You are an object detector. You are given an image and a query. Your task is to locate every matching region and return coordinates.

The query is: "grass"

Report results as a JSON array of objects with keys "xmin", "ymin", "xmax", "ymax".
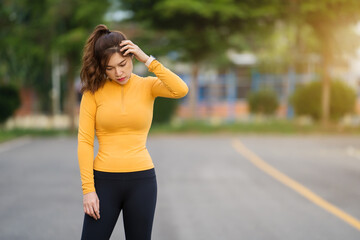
[
  {"xmin": 1, "ymin": 119, "xmax": 359, "ymax": 143},
  {"xmin": 0, "ymin": 128, "xmax": 76, "ymax": 143},
  {"xmin": 149, "ymin": 119, "xmax": 360, "ymax": 135}
]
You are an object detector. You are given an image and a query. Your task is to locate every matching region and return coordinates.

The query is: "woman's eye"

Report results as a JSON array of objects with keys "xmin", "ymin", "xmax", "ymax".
[{"xmin": 106, "ymin": 64, "xmax": 125, "ymax": 70}]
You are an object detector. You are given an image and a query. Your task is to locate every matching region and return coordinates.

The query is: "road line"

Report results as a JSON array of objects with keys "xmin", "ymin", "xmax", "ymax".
[
  {"xmin": 232, "ymin": 138, "xmax": 360, "ymax": 232},
  {"xmin": 0, "ymin": 136, "xmax": 33, "ymax": 154}
]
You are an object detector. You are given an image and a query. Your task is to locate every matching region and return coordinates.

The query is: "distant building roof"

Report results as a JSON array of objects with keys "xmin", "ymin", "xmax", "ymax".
[{"xmin": 227, "ymin": 49, "xmax": 257, "ymax": 65}]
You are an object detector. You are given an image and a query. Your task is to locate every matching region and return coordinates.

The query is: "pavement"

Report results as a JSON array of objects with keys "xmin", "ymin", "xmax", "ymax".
[{"xmin": 0, "ymin": 134, "xmax": 359, "ymax": 240}]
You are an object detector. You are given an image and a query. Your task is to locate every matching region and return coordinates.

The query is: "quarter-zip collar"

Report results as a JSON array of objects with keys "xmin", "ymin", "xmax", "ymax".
[{"xmin": 107, "ymin": 73, "xmax": 135, "ymax": 114}]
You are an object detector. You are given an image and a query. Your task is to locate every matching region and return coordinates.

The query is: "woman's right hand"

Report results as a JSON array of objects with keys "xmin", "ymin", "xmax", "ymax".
[{"xmin": 83, "ymin": 191, "xmax": 100, "ymax": 220}]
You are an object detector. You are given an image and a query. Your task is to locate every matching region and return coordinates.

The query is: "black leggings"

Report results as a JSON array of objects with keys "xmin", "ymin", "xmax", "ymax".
[{"xmin": 81, "ymin": 168, "xmax": 157, "ymax": 240}]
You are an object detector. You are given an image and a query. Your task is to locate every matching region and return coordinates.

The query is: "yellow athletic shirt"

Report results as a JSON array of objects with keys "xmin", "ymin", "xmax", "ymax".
[{"xmin": 77, "ymin": 59, "xmax": 189, "ymax": 195}]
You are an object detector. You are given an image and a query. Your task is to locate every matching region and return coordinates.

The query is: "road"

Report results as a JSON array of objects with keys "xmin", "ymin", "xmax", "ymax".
[{"xmin": 0, "ymin": 134, "xmax": 359, "ymax": 240}]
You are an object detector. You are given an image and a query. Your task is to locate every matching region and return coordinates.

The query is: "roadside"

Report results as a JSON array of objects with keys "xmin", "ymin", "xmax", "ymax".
[{"xmin": 1, "ymin": 119, "xmax": 360, "ymax": 144}]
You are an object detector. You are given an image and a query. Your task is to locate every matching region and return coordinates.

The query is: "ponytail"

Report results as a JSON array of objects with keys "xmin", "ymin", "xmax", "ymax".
[{"xmin": 80, "ymin": 24, "xmax": 129, "ymax": 94}]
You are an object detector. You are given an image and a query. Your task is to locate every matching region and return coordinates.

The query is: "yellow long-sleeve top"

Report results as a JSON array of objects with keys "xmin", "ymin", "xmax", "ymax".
[{"xmin": 77, "ymin": 59, "xmax": 189, "ymax": 195}]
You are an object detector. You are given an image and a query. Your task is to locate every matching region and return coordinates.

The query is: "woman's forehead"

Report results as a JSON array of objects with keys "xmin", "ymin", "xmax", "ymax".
[{"xmin": 107, "ymin": 53, "xmax": 127, "ymax": 66}]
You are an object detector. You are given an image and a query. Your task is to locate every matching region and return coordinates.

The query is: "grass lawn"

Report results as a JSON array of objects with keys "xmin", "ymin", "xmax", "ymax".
[
  {"xmin": 1, "ymin": 119, "xmax": 359, "ymax": 143},
  {"xmin": 0, "ymin": 128, "xmax": 75, "ymax": 143},
  {"xmin": 149, "ymin": 119, "xmax": 360, "ymax": 135}
]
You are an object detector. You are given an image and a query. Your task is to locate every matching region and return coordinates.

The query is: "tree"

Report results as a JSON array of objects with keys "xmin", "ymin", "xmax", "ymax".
[
  {"xmin": 290, "ymin": 79, "xmax": 356, "ymax": 121},
  {"xmin": 0, "ymin": 0, "xmax": 111, "ymax": 131},
  {"xmin": 280, "ymin": 0, "xmax": 360, "ymax": 126},
  {"xmin": 119, "ymin": 0, "xmax": 281, "ymax": 119},
  {"xmin": 0, "ymin": 85, "xmax": 21, "ymax": 126},
  {"xmin": 49, "ymin": 0, "xmax": 111, "ymax": 132},
  {"xmin": 0, "ymin": 0, "xmax": 53, "ymax": 112}
]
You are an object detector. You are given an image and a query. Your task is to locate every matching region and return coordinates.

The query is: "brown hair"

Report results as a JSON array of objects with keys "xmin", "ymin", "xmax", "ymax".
[{"xmin": 79, "ymin": 24, "xmax": 133, "ymax": 94}]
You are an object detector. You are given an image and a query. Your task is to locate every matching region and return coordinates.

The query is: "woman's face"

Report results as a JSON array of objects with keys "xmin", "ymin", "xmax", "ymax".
[{"xmin": 105, "ymin": 52, "xmax": 133, "ymax": 85}]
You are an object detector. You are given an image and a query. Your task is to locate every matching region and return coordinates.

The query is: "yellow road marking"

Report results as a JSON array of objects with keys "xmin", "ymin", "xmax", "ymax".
[{"xmin": 232, "ymin": 138, "xmax": 360, "ymax": 231}]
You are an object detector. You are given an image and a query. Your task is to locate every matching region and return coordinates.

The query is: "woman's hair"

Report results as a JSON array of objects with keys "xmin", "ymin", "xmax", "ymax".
[{"xmin": 80, "ymin": 24, "xmax": 133, "ymax": 94}]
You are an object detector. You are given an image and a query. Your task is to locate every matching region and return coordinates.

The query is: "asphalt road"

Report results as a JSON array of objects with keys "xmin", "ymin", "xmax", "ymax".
[{"xmin": 0, "ymin": 134, "xmax": 359, "ymax": 240}]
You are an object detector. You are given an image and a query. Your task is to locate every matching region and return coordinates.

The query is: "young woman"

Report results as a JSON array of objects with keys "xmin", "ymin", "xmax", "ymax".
[{"xmin": 78, "ymin": 24, "xmax": 189, "ymax": 240}]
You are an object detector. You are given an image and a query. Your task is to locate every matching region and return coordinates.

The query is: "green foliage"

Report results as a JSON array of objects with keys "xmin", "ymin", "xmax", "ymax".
[
  {"xmin": 290, "ymin": 80, "xmax": 356, "ymax": 121},
  {"xmin": 152, "ymin": 97, "xmax": 179, "ymax": 124},
  {"xmin": 247, "ymin": 89, "xmax": 279, "ymax": 115},
  {"xmin": 120, "ymin": 0, "xmax": 281, "ymax": 63},
  {"xmin": 0, "ymin": 85, "xmax": 21, "ymax": 124},
  {"xmin": 0, "ymin": 0, "xmax": 110, "ymax": 113},
  {"xmin": 2, "ymin": 0, "xmax": 360, "ymax": 119}
]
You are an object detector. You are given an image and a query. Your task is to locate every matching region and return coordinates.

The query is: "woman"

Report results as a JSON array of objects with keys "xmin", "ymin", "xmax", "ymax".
[{"xmin": 78, "ymin": 24, "xmax": 189, "ymax": 240}]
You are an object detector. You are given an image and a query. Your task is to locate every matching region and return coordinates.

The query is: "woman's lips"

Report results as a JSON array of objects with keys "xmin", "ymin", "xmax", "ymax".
[{"xmin": 117, "ymin": 77, "xmax": 126, "ymax": 81}]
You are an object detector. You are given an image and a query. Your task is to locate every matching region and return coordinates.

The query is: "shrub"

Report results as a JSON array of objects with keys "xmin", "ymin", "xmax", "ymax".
[
  {"xmin": 152, "ymin": 97, "xmax": 179, "ymax": 124},
  {"xmin": 290, "ymin": 79, "xmax": 356, "ymax": 121},
  {"xmin": 0, "ymin": 85, "xmax": 21, "ymax": 124},
  {"xmin": 247, "ymin": 89, "xmax": 279, "ymax": 115}
]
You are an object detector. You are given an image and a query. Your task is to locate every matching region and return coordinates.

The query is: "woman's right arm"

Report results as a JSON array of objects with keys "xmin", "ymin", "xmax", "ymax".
[{"xmin": 78, "ymin": 91, "xmax": 100, "ymax": 220}]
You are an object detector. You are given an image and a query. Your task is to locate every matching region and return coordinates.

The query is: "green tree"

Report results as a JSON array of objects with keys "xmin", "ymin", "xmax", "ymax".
[
  {"xmin": 49, "ymin": 0, "xmax": 110, "ymax": 131},
  {"xmin": 119, "ymin": 0, "xmax": 281, "ymax": 119},
  {"xmin": 0, "ymin": 0, "xmax": 53, "ymax": 112},
  {"xmin": 0, "ymin": 85, "xmax": 21, "ymax": 126},
  {"xmin": 0, "ymin": 0, "xmax": 111, "ymax": 131},
  {"xmin": 279, "ymin": 0, "xmax": 360, "ymax": 126}
]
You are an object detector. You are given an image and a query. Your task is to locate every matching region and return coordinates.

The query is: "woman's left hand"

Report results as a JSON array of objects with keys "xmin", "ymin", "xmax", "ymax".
[{"xmin": 119, "ymin": 40, "xmax": 150, "ymax": 63}]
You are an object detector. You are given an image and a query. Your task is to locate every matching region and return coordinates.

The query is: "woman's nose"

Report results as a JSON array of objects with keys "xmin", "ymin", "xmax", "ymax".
[{"xmin": 115, "ymin": 67, "xmax": 122, "ymax": 76}]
